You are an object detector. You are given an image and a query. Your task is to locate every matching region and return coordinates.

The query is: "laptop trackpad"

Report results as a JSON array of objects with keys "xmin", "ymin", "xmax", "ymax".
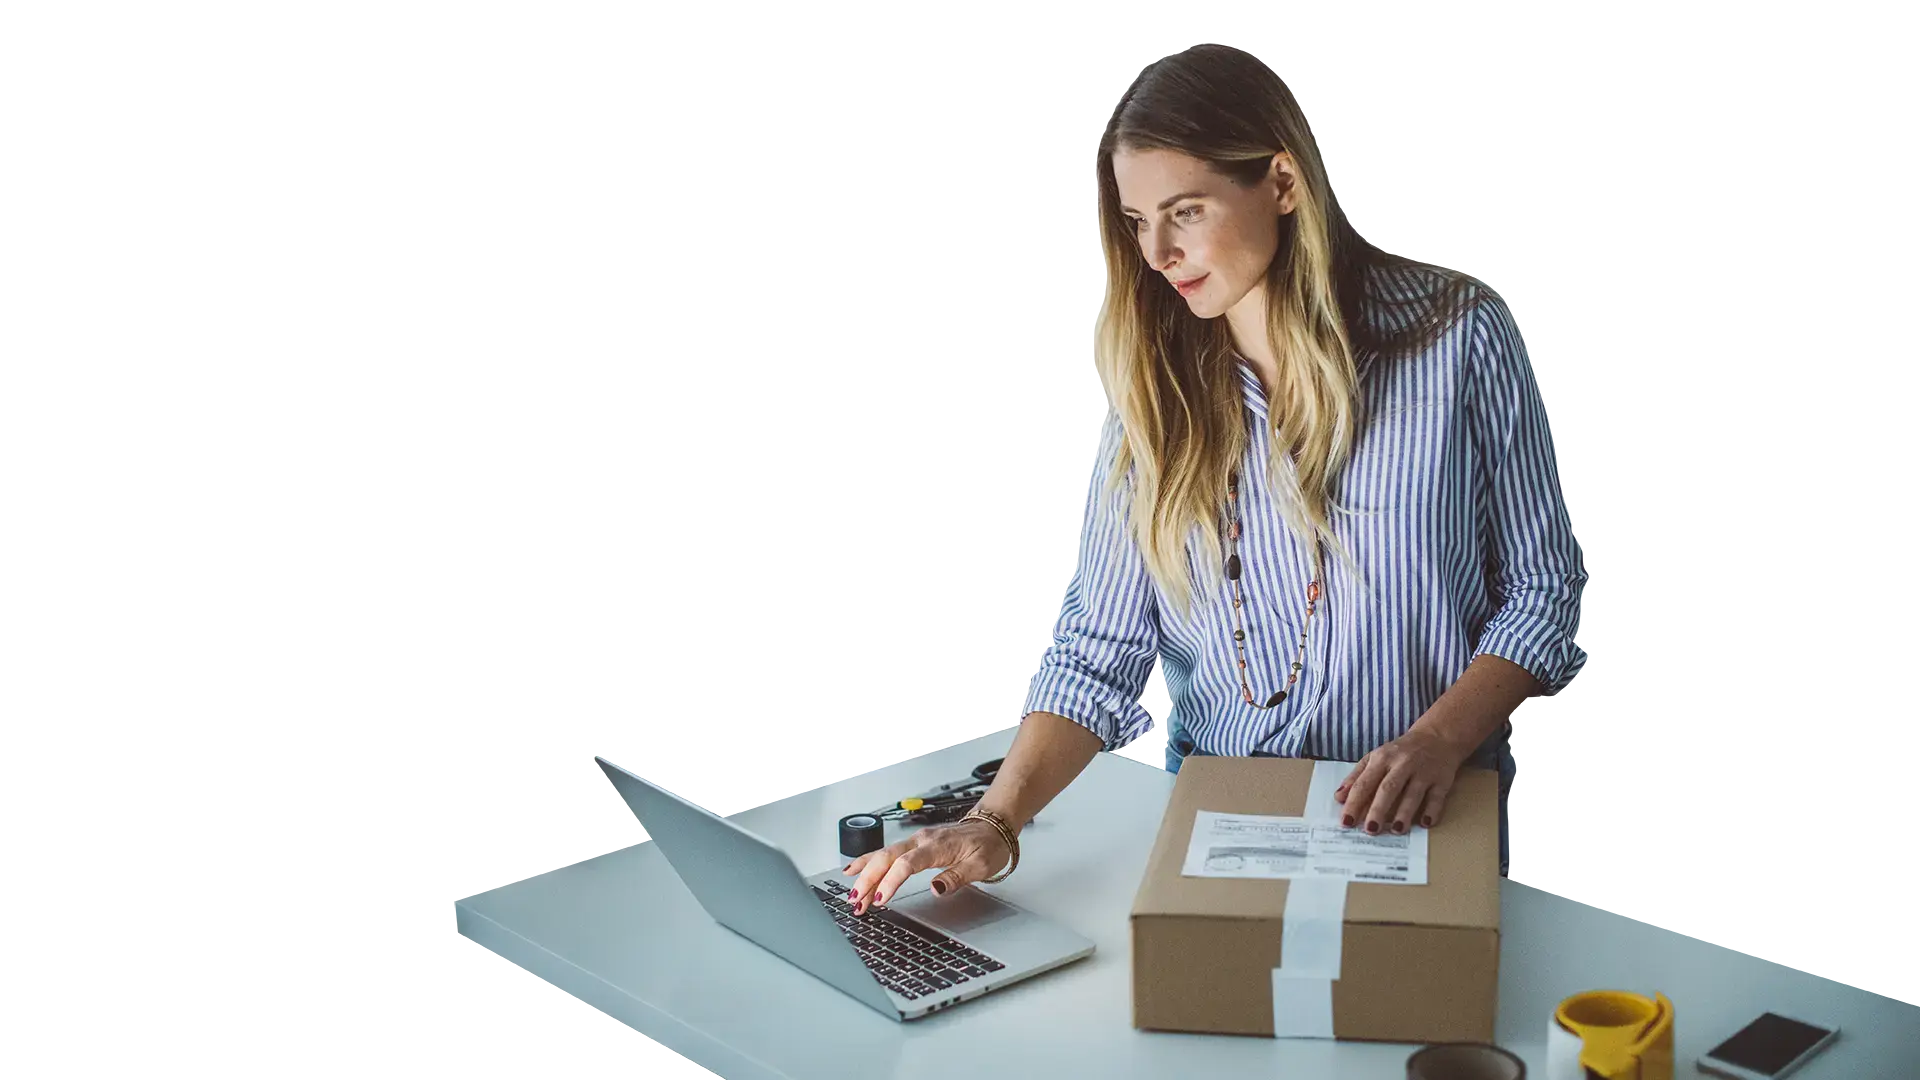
[{"xmin": 893, "ymin": 887, "xmax": 1018, "ymax": 935}]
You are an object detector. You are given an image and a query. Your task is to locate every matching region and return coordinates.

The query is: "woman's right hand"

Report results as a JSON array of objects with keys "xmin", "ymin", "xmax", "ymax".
[{"xmin": 843, "ymin": 816, "xmax": 1012, "ymax": 915}]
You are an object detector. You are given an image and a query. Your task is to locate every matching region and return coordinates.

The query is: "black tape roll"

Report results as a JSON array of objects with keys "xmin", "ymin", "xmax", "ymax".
[{"xmin": 838, "ymin": 813, "xmax": 885, "ymax": 860}]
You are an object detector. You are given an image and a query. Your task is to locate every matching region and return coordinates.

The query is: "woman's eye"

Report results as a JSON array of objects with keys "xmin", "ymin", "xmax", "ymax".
[{"xmin": 1131, "ymin": 207, "xmax": 1200, "ymax": 231}]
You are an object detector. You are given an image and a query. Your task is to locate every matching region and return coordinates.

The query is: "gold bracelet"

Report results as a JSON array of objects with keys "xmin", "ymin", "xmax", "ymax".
[
  {"xmin": 964, "ymin": 810, "xmax": 1018, "ymax": 883},
  {"xmin": 961, "ymin": 807, "xmax": 1020, "ymax": 883}
]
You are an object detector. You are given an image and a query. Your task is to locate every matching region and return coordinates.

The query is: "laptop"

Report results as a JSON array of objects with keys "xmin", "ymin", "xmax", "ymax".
[{"xmin": 595, "ymin": 756, "xmax": 1097, "ymax": 1021}]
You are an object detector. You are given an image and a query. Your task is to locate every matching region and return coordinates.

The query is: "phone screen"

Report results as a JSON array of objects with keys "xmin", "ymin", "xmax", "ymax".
[{"xmin": 1706, "ymin": 1013, "xmax": 1833, "ymax": 1075}]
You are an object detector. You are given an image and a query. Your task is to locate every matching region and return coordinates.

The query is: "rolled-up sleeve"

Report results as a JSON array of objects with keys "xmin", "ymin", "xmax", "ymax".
[
  {"xmin": 1021, "ymin": 408, "xmax": 1161, "ymax": 750},
  {"xmin": 1464, "ymin": 288, "xmax": 1590, "ymax": 695}
]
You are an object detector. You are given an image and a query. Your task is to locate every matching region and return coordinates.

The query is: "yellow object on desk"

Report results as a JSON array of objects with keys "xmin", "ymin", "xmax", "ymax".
[{"xmin": 1545, "ymin": 990, "xmax": 1674, "ymax": 1080}]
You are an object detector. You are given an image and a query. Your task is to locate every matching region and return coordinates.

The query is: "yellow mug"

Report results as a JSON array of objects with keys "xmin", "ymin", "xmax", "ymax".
[{"xmin": 1545, "ymin": 990, "xmax": 1674, "ymax": 1080}]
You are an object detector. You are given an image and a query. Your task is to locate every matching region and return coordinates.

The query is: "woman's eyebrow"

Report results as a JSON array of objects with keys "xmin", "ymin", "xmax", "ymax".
[{"xmin": 1119, "ymin": 190, "xmax": 1207, "ymax": 214}]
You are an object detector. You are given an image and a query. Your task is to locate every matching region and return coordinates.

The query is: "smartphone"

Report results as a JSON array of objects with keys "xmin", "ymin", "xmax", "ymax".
[{"xmin": 1697, "ymin": 1011, "xmax": 1839, "ymax": 1079}]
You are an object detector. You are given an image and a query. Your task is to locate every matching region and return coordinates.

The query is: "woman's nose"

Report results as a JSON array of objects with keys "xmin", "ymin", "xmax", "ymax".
[{"xmin": 1148, "ymin": 232, "xmax": 1179, "ymax": 272}]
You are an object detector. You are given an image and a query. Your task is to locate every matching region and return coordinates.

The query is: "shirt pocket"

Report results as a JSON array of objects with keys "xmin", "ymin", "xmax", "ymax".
[{"xmin": 1337, "ymin": 392, "xmax": 1454, "ymax": 515}]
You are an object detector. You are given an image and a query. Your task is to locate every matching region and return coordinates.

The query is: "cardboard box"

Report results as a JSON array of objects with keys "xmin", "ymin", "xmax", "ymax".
[{"xmin": 1129, "ymin": 755, "xmax": 1501, "ymax": 1042}]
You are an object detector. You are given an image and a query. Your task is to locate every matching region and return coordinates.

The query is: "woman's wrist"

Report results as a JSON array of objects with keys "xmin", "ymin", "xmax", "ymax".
[
  {"xmin": 973, "ymin": 800, "xmax": 1028, "ymax": 832},
  {"xmin": 961, "ymin": 807, "xmax": 1020, "ymax": 882}
]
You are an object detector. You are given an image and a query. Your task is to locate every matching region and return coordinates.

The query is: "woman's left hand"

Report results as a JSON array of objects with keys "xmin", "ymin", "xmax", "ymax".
[{"xmin": 1334, "ymin": 727, "xmax": 1472, "ymax": 834}]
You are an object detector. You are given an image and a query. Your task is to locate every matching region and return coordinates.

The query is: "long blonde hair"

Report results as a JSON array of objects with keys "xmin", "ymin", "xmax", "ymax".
[{"xmin": 1094, "ymin": 44, "xmax": 1482, "ymax": 616}]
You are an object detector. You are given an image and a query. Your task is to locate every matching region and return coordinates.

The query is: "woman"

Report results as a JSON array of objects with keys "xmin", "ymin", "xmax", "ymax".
[{"xmin": 845, "ymin": 43, "xmax": 1586, "ymax": 915}]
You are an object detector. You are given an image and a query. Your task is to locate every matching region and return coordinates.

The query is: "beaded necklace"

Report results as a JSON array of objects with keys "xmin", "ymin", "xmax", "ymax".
[{"xmin": 1223, "ymin": 468, "xmax": 1322, "ymax": 709}]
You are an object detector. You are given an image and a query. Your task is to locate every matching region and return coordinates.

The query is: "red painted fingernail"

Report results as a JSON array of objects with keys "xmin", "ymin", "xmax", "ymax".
[
  {"xmin": 1420, "ymin": 815, "xmax": 1432, "ymax": 827},
  {"xmin": 933, "ymin": 881, "xmax": 946, "ymax": 895},
  {"xmin": 1393, "ymin": 822, "xmax": 1406, "ymax": 834},
  {"xmin": 1342, "ymin": 815, "xmax": 1354, "ymax": 827},
  {"xmin": 1366, "ymin": 822, "xmax": 1379, "ymax": 834}
]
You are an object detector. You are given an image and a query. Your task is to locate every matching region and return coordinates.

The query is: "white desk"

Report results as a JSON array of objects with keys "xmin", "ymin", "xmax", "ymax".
[{"xmin": 455, "ymin": 727, "xmax": 1920, "ymax": 1079}]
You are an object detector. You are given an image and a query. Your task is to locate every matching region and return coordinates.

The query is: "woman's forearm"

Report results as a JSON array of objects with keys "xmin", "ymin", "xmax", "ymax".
[
  {"xmin": 973, "ymin": 711, "xmax": 1106, "ymax": 831},
  {"xmin": 1409, "ymin": 653, "xmax": 1540, "ymax": 758}
]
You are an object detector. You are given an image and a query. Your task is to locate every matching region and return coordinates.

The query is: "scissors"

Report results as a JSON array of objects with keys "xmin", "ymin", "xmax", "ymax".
[{"xmin": 861, "ymin": 758, "xmax": 1014, "ymax": 825}]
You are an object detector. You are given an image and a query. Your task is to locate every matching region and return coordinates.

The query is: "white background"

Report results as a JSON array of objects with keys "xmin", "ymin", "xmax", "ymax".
[{"xmin": 5, "ymin": 2, "xmax": 1916, "ymax": 1076}]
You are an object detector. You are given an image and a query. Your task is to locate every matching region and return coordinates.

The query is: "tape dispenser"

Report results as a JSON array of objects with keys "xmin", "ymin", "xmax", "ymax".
[{"xmin": 1545, "ymin": 989, "xmax": 1675, "ymax": 1080}]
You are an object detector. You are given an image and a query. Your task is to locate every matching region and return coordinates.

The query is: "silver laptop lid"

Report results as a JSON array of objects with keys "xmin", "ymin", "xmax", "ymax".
[{"xmin": 594, "ymin": 756, "xmax": 898, "ymax": 1016}]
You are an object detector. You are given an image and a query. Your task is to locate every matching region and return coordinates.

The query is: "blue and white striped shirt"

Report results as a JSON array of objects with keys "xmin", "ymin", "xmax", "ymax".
[{"xmin": 1022, "ymin": 274, "xmax": 1588, "ymax": 760}]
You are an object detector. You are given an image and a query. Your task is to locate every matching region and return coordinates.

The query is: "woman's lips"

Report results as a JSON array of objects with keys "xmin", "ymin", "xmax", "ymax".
[{"xmin": 1175, "ymin": 274, "xmax": 1208, "ymax": 296}]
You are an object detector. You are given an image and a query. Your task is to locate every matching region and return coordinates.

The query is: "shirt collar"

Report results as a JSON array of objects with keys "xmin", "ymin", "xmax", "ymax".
[{"xmin": 1233, "ymin": 357, "xmax": 1268, "ymax": 417}]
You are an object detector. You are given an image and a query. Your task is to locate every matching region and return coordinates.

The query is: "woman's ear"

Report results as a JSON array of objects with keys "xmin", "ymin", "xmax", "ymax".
[{"xmin": 1270, "ymin": 151, "xmax": 1299, "ymax": 216}]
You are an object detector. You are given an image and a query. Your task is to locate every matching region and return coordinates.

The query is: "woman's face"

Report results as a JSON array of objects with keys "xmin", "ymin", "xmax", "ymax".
[{"xmin": 1111, "ymin": 147, "xmax": 1297, "ymax": 320}]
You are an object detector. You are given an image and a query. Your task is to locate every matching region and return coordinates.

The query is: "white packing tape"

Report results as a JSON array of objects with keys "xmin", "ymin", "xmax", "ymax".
[
  {"xmin": 1270, "ymin": 760, "xmax": 1354, "ymax": 1039},
  {"xmin": 1272, "ymin": 876, "xmax": 1347, "ymax": 1037},
  {"xmin": 1302, "ymin": 759, "xmax": 1352, "ymax": 823}
]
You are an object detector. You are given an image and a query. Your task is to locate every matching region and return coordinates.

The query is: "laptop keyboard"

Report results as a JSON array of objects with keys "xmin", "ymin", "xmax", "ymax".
[{"xmin": 812, "ymin": 881, "xmax": 1006, "ymax": 1000}]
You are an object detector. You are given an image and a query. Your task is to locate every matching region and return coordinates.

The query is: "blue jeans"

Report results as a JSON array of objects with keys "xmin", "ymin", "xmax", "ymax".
[{"xmin": 1164, "ymin": 719, "xmax": 1516, "ymax": 877}]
